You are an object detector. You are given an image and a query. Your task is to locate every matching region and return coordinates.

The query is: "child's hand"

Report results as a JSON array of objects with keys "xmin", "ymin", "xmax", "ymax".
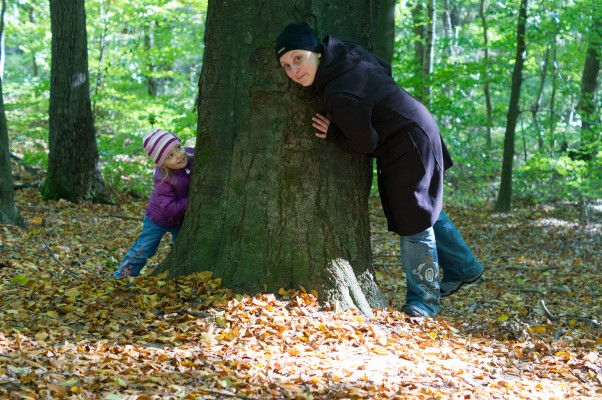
[{"xmin": 312, "ymin": 113, "xmax": 330, "ymax": 139}]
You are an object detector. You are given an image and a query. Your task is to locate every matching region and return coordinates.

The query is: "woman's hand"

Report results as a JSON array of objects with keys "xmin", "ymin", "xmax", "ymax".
[{"xmin": 312, "ymin": 113, "xmax": 330, "ymax": 139}]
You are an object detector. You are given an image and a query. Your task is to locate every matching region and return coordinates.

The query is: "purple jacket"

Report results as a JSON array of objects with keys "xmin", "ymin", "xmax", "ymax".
[{"xmin": 145, "ymin": 147, "xmax": 194, "ymax": 229}]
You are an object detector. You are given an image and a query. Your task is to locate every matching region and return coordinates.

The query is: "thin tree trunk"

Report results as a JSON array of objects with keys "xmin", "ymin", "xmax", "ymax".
[
  {"xmin": 145, "ymin": 21, "xmax": 158, "ymax": 96},
  {"xmin": 442, "ymin": 0, "xmax": 454, "ymax": 59},
  {"xmin": 577, "ymin": 6, "xmax": 601, "ymax": 157},
  {"xmin": 531, "ymin": 46, "xmax": 550, "ymax": 151},
  {"xmin": 549, "ymin": 38, "xmax": 558, "ymax": 150},
  {"xmin": 0, "ymin": 0, "xmax": 24, "ymax": 227},
  {"xmin": 26, "ymin": 6, "xmax": 38, "ymax": 76},
  {"xmin": 92, "ymin": 0, "xmax": 111, "ymax": 116},
  {"xmin": 158, "ymin": 0, "xmax": 387, "ymax": 314},
  {"xmin": 494, "ymin": 0, "xmax": 528, "ymax": 212},
  {"xmin": 412, "ymin": 0, "xmax": 436, "ymax": 104},
  {"xmin": 479, "ymin": 0, "xmax": 493, "ymax": 150},
  {"xmin": 0, "ymin": 79, "xmax": 21, "ymax": 226}
]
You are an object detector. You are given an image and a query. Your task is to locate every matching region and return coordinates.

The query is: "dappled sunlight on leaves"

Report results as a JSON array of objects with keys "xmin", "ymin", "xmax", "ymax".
[{"xmin": 0, "ymin": 189, "xmax": 600, "ymax": 398}]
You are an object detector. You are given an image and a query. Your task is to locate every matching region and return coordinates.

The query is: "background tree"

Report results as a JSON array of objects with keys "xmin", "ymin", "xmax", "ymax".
[
  {"xmin": 374, "ymin": 0, "xmax": 397, "ymax": 62},
  {"xmin": 42, "ymin": 0, "xmax": 107, "ymax": 202},
  {"xmin": 494, "ymin": 0, "xmax": 528, "ymax": 212},
  {"xmin": 576, "ymin": 3, "xmax": 601, "ymax": 158},
  {"xmin": 158, "ymin": 0, "xmax": 397, "ymax": 314},
  {"xmin": 1, "ymin": 1, "xmax": 598, "ymax": 224},
  {"xmin": 479, "ymin": 0, "xmax": 493, "ymax": 150},
  {"xmin": 410, "ymin": 0, "xmax": 436, "ymax": 104},
  {"xmin": 0, "ymin": 0, "xmax": 23, "ymax": 227}
]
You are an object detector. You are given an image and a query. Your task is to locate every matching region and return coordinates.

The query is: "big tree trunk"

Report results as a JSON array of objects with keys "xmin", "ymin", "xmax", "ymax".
[
  {"xmin": 494, "ymin": 0, "xmax": 528, "ymax": 212},
  {"xmin": 42, "ymin": 0, "xmax": 107, "ymax": 203},
  {"xmin": 158, "ymin": 0, "xmax": 388, "ymax": 315}
]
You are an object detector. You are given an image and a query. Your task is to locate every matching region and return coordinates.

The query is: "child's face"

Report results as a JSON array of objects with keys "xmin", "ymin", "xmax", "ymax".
[
  {"xmin": 162, "ymin": 144, "xmax": 187, "ymax": 170},
  {"xmin": 279, "ymin": 50, "xmax": 320, "ymax": 87}
]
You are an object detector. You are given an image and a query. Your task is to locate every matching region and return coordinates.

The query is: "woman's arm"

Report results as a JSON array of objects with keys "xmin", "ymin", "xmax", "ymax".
[{"xmin": 313, "ymin": 94, "xmax": 378, "ymax": 155}]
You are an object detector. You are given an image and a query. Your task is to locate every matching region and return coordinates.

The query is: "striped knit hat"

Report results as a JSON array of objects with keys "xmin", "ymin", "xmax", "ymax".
[{"xmin": 143, "ymin": 128, "xmax": 180, "ymax": 166}]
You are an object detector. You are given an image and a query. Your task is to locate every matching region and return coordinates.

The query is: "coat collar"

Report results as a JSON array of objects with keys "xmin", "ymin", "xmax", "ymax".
[{"xmin": 311, "ymin": 36, "xmax": 363, "ymax": 95}]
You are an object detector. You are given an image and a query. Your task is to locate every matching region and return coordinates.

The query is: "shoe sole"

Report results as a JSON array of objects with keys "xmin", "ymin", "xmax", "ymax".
[
  {"xmin": 400, "ymin": 305, "xmax": 432, "ymax": 318},
  {"xmin": 440, "ymin": 271, "xmax": 483, "ymax": 298}
]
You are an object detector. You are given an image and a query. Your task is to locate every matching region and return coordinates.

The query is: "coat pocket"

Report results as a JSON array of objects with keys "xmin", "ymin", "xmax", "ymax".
[{"xmin": 380, "ymin": 142, "xmax": 426, "ymax": 188}]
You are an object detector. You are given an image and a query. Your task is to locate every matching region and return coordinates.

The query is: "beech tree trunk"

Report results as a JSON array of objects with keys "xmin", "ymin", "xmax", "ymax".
[
  {"xmin": 373, "ymin": 0, "xmax": 396, "ymax": 62},
  {"xmin": 411, "ymin": 0, "xmax": 436, "ymax": 104},
  {"xmin": 577, "ymin": 5, "xmax": 601, "ymax": 157},
  {"xmin": 479, "ymin": 0, "xmax": 493, "ymax": 150},
  {"xmin": 494, "ymin": 0, "xmax": 528, "ymax": 212},
  {"xmin": 0, "ymin": 80, "xmax": 21, "ymax": 227},
  {"xmin": 0, "ymin": 0, "xmax": 23, "ymax": 227},
  {"xmin": 43, "ymin": 0, "xmax": 107, "ymax": 203},
  {"xmin": 531, "ymin": 46, "xmax": 550, "ymax": 151},
  {"xmin": 158, "ymin": 0, "xmax": 389, "ymax": 315}
]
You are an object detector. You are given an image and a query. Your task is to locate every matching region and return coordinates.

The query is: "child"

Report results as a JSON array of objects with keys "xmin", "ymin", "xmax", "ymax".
[{"xmin": 113, "ymin": 128, "xmax": 194, "ymax": 278}]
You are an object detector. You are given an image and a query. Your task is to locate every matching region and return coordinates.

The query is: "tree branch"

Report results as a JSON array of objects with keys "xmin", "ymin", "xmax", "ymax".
[{"xmin": 41, "ymin": 238, "xmax": 78, "ymax": 277}]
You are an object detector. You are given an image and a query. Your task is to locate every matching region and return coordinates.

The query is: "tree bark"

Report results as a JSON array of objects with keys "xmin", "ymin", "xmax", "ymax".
[
  {"xmin": 494, "ymin": 0, "xmax": 528, "ymax": 212},
  {"xmin": 92, "ymin": 0, "xmax": 110, "ymax": 116},
  {"xmin": 43, "ymin": 0, "xmax": 108, "ymax": 203},
  {"xmin": 531, "ymin": 46, "xmax": 550, "ymax": 151},
  {"xmin": 144, "ymin": 21, "xmax": 158, "ymax": 96},
  {"xmin": 372, "ymin": 0, "xmax": 396, "ymax": 62},
  {"xmin": 442, "ymin": 0, "xmax": 454, "ymax": 59},
  {"xmin": 0, "ymin": 79, "xmax": 22, "ymax": 227},
  {"xmin": 0, "ymin": 0, "xmax": 24, "ymax": 227},
  {"xmin": 411, "ymin": 0, "xmax": 436, "ymax": 104},
  {"xmin": 479, "ymin": 0, "xmax": 493, "ymax": 150},
  {"xmin": 577, "ymin": 5, "xmax": 601, "ymax": 157},
  {"xmin": 549, "ymin": 38, "xmax": 558, "ymax": 150},
  {"xmin": 157, "ymin": 0, "xmax": 387, "ymax": 314}
]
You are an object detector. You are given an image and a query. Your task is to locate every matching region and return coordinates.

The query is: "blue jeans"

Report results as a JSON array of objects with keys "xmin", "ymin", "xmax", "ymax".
[
  {"xmin": 435, "ymin": 211, "xmax": 484, "ymax": 283},
  {"xmin": 399, "ymin": 210, "xmax": 483, "ymax": 315},
  {"xmin": 113, "ymin": 216, "xmax": 180, "ymax": 278}
]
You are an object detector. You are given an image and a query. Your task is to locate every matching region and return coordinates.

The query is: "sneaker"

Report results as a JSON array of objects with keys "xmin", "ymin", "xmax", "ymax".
[
  {"xmin": 440, "ymin": 270, "xmax": 483, "ymax": 297},
  {"xmin": 400, "ymin": 304, "xmax": 431, "ymax": 318}
]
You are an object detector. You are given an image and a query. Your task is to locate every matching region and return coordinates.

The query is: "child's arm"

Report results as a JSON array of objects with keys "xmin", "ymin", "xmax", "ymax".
[{"xmin": 154, "ymin": 181, "xmax": 188, "ymax": 217}]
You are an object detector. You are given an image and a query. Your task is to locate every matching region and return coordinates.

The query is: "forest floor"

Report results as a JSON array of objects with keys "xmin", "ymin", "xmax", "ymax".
[{"xmin": 0, "ymin": 165, "xmax": 601, "ymax": 399}]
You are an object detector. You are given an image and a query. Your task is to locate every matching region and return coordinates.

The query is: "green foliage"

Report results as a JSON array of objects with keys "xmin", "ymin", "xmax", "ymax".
[
  {"xmin": 2, "ymin": 0, "xmax": 599, "ymax": 206},
  {"xmin": 389, "ymin": 0, "xmax": 599, "ymax": 207},
  {"xmin": 4, "ymin": 0, "xmax": 205, "ymax": 196},
  {"xmin": 515, "ymin": 151, "xmax": 602, "ymax": 203}
]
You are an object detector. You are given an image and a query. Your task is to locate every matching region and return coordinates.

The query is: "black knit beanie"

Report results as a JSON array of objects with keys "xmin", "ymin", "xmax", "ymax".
[{"xmin": 275, "ymin": 22, "xmax": 321, "ymax": 61}]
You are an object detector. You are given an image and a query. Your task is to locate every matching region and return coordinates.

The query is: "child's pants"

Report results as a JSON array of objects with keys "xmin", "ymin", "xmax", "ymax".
[{"xmin": 113, "ymin": 216, "xmax": 180, "ymax": 278}]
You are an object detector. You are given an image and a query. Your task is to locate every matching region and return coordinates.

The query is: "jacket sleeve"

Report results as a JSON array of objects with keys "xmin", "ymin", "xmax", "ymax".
[
  {"xmin": 154, "ymin": 178, "xmax": 188, "ymax": 218},
  {"xmin": 324, "ymin": 94, "xmax": 378, "ymax": 155}
]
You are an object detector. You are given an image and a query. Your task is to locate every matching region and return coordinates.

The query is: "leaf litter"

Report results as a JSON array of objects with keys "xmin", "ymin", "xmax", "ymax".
[{"xmin": 0, "ymin": 185, "xmax": 600, "ymax": 399}]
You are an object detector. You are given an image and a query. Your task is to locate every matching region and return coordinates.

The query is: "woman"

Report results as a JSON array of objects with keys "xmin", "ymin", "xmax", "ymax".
[{"xmin": 276, "ymin": 22, "xmax": 484, "ymax": 317}]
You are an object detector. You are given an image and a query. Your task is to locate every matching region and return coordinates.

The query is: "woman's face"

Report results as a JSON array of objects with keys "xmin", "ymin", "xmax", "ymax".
[{"xmin": 279, "ymin": 50, "xmax": 320, "ymax": 87}]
